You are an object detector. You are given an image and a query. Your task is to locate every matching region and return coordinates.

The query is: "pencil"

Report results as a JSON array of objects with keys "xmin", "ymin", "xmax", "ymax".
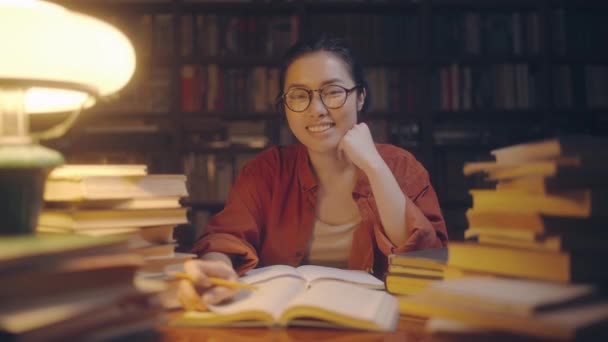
[{"xmin": 173, "ymin": 272, "xmax": 258, "ymax": 291}]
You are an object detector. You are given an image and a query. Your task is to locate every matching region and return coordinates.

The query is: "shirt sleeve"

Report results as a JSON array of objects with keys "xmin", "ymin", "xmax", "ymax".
[
  {"xmin": 373, "ymin": 152, "xmax": 448, "ymax": 256},
  {"xmin": 190, "ymin": 156, "xmax": 274, "ymax": 276}
]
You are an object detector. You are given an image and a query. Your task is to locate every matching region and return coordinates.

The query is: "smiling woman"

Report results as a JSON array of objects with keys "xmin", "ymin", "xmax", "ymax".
[{"xmin": 179, "ymin": 36, "xmax": 448, "ymax": 309}]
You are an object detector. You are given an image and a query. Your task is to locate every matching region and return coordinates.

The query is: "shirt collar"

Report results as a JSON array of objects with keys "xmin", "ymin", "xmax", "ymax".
[{"xmin": 296, "ymin": 144, "xmax": 372, "ymax": 197}]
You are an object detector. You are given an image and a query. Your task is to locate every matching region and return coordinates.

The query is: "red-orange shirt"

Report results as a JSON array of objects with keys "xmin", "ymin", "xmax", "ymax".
[{"xmin": 191, "ymin": 144, "xmax": 448, "ymax": 277}]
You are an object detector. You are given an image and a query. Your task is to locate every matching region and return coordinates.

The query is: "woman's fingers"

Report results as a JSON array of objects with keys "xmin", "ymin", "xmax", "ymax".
[
  {"xmin": 183, "ymin": 259, "xmax": 237, "ymax": 288},
  {"xmin": 177, "ymin": 279, "xmax": 207, "ymax": 311},
  {"xmin": 180, "ymin": 259, "xmax": 241, "ymax": 309},
  {"xmin": 202, "ymin": 286, "xmax": 240, "ymax": 305}
]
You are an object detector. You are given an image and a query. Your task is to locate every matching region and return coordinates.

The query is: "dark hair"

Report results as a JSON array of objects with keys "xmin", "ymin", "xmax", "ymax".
[{"xmin": 275, "ymin": 36, "xmax": 370, "ymax": 119}]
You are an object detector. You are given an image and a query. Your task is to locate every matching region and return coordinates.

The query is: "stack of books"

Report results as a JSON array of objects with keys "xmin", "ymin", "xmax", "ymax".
[
  {"xmin": 38, "ymin": 164, "xmax": 195, "ymax": 281},
  {"xmin": 398, "ymin": 136, "xmax": 608, "ymax": 339},
  {"xmin": 0, "ymin": 234, "xmax": 165, "ymax": 341},
  {"xmin": 453, "ymin": 136, "xmax": 608, "ymax": 283},
  {"xmin": 384, "ymin": 247, "xmax": 447, "ymax": 297}
]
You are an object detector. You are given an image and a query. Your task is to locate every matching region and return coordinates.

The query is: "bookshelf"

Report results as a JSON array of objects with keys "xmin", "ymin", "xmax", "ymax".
[{"xmin": 44, "ymin": 0, "xmax": 608, "ymax": 241}]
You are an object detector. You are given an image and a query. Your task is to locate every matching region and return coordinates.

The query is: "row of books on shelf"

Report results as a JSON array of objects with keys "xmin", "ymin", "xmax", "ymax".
[
  {"xmin": 553, "ymin": 9, "xmax": 608, "ymax": 57},
  {"xmin": 180, "ymin": 14, "xmax": 298, "ymax": 58},
  {"xmin": 432, "ymin": 11, "xmax": 541, "ymax": 56},
  {"xmin": 308, "ymin": 14, "xmax": 418, "ymax": 58},
  {"xmin": 99, "ymin": 67, "xmax": 172, "ymax": 113},
  {"xmin": 181, "ymin": 65, "xmax": 279, "ymax": 113},
  {"xmin": 106, "ymin": 13, "xmax": 173, "ymax": 60},
  {"xmin": 550, "ymin": 65, "xmax": 608, "ymax": 110},
  {"xmin": 385, "ymin": 135, "xmax": 608, "ymax": 340},
  {"xmin": 183, "ymin": 152, "xmax": 257, "ymax": 202},
  {"xmin": 181, "ymin": 64, "xmax": 421, "ymax": 114},
  {"xmin": 431, "ymin": 63, "xmax": 539, "ymax": 112}
]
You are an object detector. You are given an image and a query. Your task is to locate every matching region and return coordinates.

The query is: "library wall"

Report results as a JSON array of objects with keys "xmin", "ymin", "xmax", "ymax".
[{"xmin": 46, "ymin": 0, "xmax": 608, "ymax": 244}]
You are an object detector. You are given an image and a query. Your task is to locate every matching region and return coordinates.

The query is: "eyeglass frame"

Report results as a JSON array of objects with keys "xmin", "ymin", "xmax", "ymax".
[{"xmin": 279, "ymin": 84, "xmax": 361, "ymax": 113}]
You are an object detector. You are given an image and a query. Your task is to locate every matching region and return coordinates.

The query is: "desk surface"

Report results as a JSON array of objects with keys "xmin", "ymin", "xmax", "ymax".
[{"xmin": 156, "ymin": 315, "xmax": 431, "ymax": 342}]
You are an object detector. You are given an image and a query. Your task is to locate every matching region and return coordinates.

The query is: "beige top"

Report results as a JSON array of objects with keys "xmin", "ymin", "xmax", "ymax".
[{"xmin": 306, "ymin": 216, "xmax": 361, "ymax": 269}]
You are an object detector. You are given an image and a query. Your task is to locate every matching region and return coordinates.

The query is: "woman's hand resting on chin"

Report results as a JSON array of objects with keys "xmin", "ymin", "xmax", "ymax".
[{"xmin": 337, "ymin": 122, "xmax": 383, "ymax": 173}]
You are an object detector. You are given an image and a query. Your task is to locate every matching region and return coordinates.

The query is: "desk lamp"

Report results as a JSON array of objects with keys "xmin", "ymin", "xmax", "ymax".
[{"xmin": 0, "ymin": 0, "xmax": 136, "ymax": 234}]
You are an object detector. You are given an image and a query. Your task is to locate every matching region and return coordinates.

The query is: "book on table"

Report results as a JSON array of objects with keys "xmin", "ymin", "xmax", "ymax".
[
  {"xmin": 399, "ymin": 277, "xmax": 608, "ymax": 341},
  {"xmin": 38, "ymin": 208, "xmax": 188, "ymax": 231},
  {"xmin": 387, "ymin": 247, "xmax": 447, "ymax": 271},
  {"xmin": 385, "ymin": 247, "xmax": 447, "ymax": 296},
  {"xmin": 489, "ymin": 135, "xmax": 608, "ymax": 164},
  {"xmin": 170, "ymin": 264, "xmax": 398, "ymax": 332},
  {"xmin": 44, "ymin": 163, "xmax": 185, "ymax": 203},
  {"xmin": 468, "ymin": 188, "xmax": 608, "ymax": 218},
  {"xmin": 465, "ymin": 209, "xmax": 608, "ymax": 235},
  {"xmin": 447, "ymin": 242, "xmax": 608, "ymax": 283}
]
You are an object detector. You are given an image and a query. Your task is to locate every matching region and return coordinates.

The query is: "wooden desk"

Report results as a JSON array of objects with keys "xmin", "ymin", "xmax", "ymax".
[{"xmin": 156, "ymin": 315, "xmax": 431, "ymax": 342}]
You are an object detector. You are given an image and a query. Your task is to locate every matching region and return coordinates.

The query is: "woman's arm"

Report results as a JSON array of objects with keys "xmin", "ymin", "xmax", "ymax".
[
  {"xmin": 339, "ymin": 123, "xmax": 445, "ymax": 248},
  {"xmin": 361, "ymin": 161, "xmax": 408, "ymax": 245}
]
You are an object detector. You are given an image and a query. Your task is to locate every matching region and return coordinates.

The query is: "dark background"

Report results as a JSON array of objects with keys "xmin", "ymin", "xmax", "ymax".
[{"xmin": 43, "ymin": 0, "xmax": 608, "ymax": 246}]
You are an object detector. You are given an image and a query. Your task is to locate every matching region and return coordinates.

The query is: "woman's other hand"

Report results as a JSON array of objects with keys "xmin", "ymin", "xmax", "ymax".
[{"xmin": 177, "ymin": 258, "xmax": 239, "ymax": 310}]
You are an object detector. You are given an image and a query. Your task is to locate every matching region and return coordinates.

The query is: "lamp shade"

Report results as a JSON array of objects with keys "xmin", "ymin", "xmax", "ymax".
[{"xmin": 0, "ymin": 0, "xmax": 136, "ymax": 114}]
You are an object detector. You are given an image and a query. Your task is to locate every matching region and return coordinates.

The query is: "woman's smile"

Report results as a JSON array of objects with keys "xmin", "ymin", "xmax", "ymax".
[{"xmin": 306, "ymin": 122, "xmax": 335, "ymax": 133}]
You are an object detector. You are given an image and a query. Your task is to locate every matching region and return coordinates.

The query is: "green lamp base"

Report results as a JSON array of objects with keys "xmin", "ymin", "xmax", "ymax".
[{"xmin": 0, "ymin": 144, "xmax": 63, "ymax": 235}]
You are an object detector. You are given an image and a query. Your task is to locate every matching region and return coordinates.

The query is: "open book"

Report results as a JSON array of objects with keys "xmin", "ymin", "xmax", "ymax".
[{"xmin": 171, "ymin": 265, "xmax": 398, "ymax": 332}]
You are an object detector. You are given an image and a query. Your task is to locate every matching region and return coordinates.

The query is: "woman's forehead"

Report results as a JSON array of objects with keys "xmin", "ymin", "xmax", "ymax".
[{"xmin": 285, "ymin": 51, "xmax": 353, "ymax": 86}]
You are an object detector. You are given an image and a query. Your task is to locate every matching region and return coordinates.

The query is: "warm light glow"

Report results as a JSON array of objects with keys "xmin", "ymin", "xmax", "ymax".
[
  {"xmin": 0, "ymin": 0, "xmax": 136, "ymax": 114},
  {"xmin": 25, "ymin": 88, "xmax": 95, "ymax": 114}
]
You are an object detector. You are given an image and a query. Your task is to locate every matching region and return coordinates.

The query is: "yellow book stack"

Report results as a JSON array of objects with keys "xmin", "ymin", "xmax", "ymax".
[
  {"xmin": 399, "ymin": 136, "xmax": 608, "ymax": 340},
  {"xmin": 37, "ymin": 164, "xmax": 195, "ymax": 294}
]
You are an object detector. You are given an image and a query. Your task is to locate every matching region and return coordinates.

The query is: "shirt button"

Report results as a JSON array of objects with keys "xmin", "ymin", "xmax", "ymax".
[
  {"xmin": 295, "ymin": 251, "xmax": 303, "ymax": 257},
  {"xmin": 307, "ymin": 207, "xmax": 314, "ymax": 214}
]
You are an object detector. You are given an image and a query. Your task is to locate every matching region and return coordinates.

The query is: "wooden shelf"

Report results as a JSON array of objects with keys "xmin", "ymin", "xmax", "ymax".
[
  {"xmin": 304, "ymin": 1, "xmax": 420, "ymax": 12},
  {"xmin": 432, "ymin": 110, "xmax": 545, "ymax": 122},
  {"xmin": 180, "ymin": 112, "xmax": 279, "ymax": 121},
  {"xmin": 181, "ymin": 199, "xmax": 225, "ymax": 211},
  {"xmin": 181, "ymin": 1, "xmax": 296, "ymax": 14},
  {"xmin": 181, "ymin": 56, "xmax": 282, "ymax": 66},
  {"xmin": 180, "ymin": 144, "xmax": 266, "ymax": 154},
  {"xmin": 431, "ymin": 55, "xmax": 543, "ymax": 65}
]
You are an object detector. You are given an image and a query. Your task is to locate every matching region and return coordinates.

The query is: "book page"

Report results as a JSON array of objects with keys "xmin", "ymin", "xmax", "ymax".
[
  {"xmin": 295, "ymin": 265, "xmax": 384, "ymax": 289},
  {"xmin": 279, "ymin": 279, "xmax": 398, "ymax": 331},
  {"xmin": 208, "ymin": 277, "xmax": 307, "ymax": 321},
  {"xmin": 239, "ymin": 264, "xmax": 302, "ymax": 284}
]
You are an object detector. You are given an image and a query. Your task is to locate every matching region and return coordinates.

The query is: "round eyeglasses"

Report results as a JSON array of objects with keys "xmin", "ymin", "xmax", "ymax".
[{"xmin": 281, "ymin": 84, "xmax": 360, "ymax": 113}]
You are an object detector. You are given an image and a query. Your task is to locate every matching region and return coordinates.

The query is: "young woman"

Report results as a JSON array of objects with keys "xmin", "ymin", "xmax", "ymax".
[{"xmin": 178, "ymin": 37, "xmax": 447, "ymax": 309}]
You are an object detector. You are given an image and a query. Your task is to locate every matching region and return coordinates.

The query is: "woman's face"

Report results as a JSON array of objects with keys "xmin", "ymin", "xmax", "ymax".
[{"xmin": 283, "ymin": 51, "xmax": 365, "ymax": 153}]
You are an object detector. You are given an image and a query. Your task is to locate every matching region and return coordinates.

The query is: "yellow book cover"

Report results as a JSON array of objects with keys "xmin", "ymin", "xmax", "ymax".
[
  {"xmin": 467, "ymin": 231, "xmax": 608, "ymax": 253},
  {"xmin": 47, "ymin": 197, "xmax": 183, "ymax": 210},
  {"xmin": 39, "ymin": 208, "xmax": 188, "ymax": 230},
  {"xmin": 387, "ymin": 247, "xmax": 447, "ymax": 271},
  {"xmin": 44, "ymin": 173, "xmax": 187, "ymax": 202},
  {"xmin": 448, "ymin": 242, "xmax": 606, "ymax": 283},
  {"xmin": 0, "ymin": 234, "xmax": 129, "ymax": 270},
  {"xmin": 385, "ymin": 273, "xmax": 440, "ymax": 296},
  {"xmin": 387, "ymin": 265, "xmax": 444, "ymax": 278},
  {"xmin": 171, "ymin": 265, "xmax": 397, "ymax": 332},
  {"xmin": 465, "ymin": 208, "xmax": 607, "ymax": 234},
  {"xmin": 399, "ymin": 277, "xmax": 606, "ymax": 341},
  {"xmin": 469, "ymin": 189, "xmax": 607, "ymax": 218},
  {"xmin": 490, "ymin": 136, "xmax": 608, "ymax": 165}
]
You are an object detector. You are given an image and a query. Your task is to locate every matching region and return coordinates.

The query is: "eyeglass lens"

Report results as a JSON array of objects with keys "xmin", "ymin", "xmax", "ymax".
[{"xmin": 285, "ymin": 85, "xmax": 349, "ymax": 112}]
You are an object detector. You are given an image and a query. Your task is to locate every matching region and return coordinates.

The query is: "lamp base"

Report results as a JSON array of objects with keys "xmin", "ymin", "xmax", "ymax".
[
  {"xmin": 0, "ymin": 168, "xmax": 49, "ymax": 234},
  {"xmin": 0, "ymin": 144, "xmax": 63, "ymax": 235}
]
